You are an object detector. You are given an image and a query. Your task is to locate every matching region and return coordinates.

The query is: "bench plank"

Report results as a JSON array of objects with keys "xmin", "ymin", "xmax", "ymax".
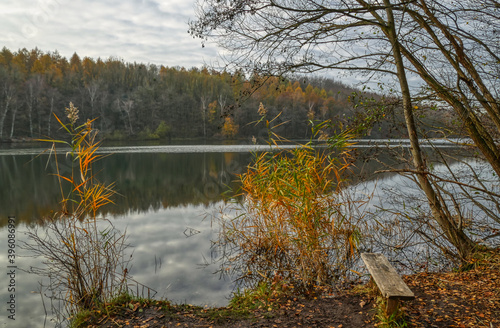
[{"xmin": 361, "ymin": 253, "xmax": 414, "ymax": 300}]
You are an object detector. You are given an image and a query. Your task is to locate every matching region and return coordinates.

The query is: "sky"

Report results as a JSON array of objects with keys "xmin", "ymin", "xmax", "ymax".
[{"xmin": 0, "ymin": 0, "xmax": 220, "ymax": 68}]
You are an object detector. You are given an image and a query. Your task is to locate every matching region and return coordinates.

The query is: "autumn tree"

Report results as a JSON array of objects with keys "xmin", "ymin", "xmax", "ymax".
[{"xmin": 221, "ymin": 116, "xmax": 239, "ymax": 138}]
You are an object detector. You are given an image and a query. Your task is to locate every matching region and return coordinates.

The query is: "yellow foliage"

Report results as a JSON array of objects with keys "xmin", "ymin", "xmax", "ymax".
[{"xmin": 222, "ymin": 116, "xmax": 239, "ymax": 139}]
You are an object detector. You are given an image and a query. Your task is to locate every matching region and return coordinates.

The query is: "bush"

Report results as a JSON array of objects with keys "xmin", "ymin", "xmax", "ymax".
[{"xmin": 154, "ymin": 121, "xmax": 171, "ymax": 138}]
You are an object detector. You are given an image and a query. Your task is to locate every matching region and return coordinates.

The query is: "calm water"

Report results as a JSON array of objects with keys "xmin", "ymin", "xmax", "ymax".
[
  {"xmin": 0, "ymin": 140, "xmax": 494, "ymax": 327},
  {"xmin": 0, "ymin": 143, "xmax": 263, "ymax": 327}
]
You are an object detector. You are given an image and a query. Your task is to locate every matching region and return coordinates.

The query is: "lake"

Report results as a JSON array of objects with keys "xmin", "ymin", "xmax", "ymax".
[{"xmin": 0, "ymin": 139, "xmax": 494, "ymax": 327}]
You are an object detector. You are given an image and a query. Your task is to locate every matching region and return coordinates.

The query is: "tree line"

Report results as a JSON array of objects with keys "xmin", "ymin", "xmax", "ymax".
[{"xmin": 0, "ymin": 46, "xmax": 400, "ymax": 141}]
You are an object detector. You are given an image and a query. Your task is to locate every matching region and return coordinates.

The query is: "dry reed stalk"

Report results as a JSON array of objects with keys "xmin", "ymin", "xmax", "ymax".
[
  {"xmin": 25, "ymin": 103, "xmax": 133, "ymax": 317},
  {"xmin": 216, "ymin": 127, "xmax": 366, "ymax": 295}
]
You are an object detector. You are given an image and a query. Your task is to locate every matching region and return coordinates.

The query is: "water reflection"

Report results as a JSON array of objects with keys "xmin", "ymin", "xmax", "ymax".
[
  {"xmin": 0, "ymin": 151, "xmax": 254, "ymax": 226},
  {"xmin": 0, "ymin": 142, "xmax": 481, "ymax": 327},
  {"xmin": 0, "ymin": 204, "xmax": 232, "ymax": 328},
  {"xmin": 0, "ymin": 141, "xmax": 473, "ymax": 227},
  {"xmin": 0, "ymin": 148, "xmax": 255, "ymax": 327},
  {"xmin": 109, "ymin": 205, "xmax": 232, "ymax": 306}
]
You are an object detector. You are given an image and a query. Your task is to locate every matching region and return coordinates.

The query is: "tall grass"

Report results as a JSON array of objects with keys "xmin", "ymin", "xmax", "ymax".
[
  {"xmin": 25, "ymin": 103, "xmax": 131, "ymax": 317},
  {"xmin": 216, "ymin": 108, "xmax": 366, "ymax": 295}
]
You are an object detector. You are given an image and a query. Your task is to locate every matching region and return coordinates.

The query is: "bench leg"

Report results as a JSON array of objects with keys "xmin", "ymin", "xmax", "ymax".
[{"xmin": 385, "ymin": 298, "xmax": 399, "ymax": 316}]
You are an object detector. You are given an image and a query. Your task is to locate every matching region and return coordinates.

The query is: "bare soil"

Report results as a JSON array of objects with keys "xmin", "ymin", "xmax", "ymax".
[{"xmin": 88, "ymin": 288, "xmax": 376, "ymax": 328}]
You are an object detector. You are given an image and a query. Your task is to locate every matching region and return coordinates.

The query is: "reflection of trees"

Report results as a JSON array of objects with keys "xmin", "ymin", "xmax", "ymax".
[
  {"xmin": 0, "ymin": 145, "xmax": 474, "ymax": 228},
  {"xmin": 99, "ymin": 152, "xmax": 248, "ymax": 215},
  {"xmin": 0, "ymin": 152, "xmax": 252, "ymax": 227},
  {"xmin": 0, "ymin": 154, "xmax": 63, "ymax": 226},
  {"xmin": 349, "ymin": 144, "xmax": 474, "ymax": 184}
]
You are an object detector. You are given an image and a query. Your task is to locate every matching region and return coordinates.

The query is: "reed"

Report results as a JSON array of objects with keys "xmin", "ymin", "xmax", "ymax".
[
  {"xmin": 216, "ymin": 108, "xmax": 366, "ymax": 295},
  {"xmin": 25, "ymin": 103, "xmax": 131, "ymax": 318}
]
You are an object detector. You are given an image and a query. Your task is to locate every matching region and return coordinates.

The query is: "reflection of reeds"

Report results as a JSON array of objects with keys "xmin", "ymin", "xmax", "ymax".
[
  {"xmin": 25, "ymin": 105, "xmax": 134, "ymax": 319},
  {"xmin": 217, "ymin": 134, "xmax": 366, "ymax": 295}
]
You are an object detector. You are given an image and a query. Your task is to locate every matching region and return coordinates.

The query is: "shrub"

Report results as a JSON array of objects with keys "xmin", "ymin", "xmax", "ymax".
[{"xmin": 155, "ymin": 120, "xmax": 171, "ymax": 138}]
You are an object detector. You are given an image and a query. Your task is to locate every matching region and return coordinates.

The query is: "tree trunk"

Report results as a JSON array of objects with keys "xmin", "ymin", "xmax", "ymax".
[
  {"xmin": 0, "ymin": 101, "xmax": 9, "ymax": 139},
  {"xmin": 127, "ymin": 112, "xmax": 133, "ymax": 135},
  {"xmin": 383, "ymin": 0, "xmax": 475, "ymax": 259},
  {"xmin": 26, "ymin": 85, "xmax": 34, "ymax": 138},
  {"xmin": 37, "ymin": 98, "xmax": 41, "ymax": 136},
  {"xmin": 10, "ymin": 105, "xmax": 18, "ymax": 139},
  {"xmin": 399, "ymin": 44, "xmax": 500, "ymax": 178},
  {"xmin": 200, "ymin": 95, "xmax": 208, "ymax": 139},
  {"xmin": 48, "ymin": 95, "xmax": 54, "ymax": 137},
  {"xmin": 28, "ymin": 104, "xmax": 33, "ymax": 138}
]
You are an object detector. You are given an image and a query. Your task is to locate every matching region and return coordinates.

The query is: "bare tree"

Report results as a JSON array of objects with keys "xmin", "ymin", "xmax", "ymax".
[
  {"xmin": 191, "ymin": 0, "xmax": 499, "ymax": 170},
  {"xmin": 9, "ymin": 101, "xmax": 19, "ymax": 139},
  {"xmin": 200, "ymin": 94, "xmax": 209, "ymax": 138},
  {"xmin": 45, "ymin": 87, "xmax": 60, "ymax": 137},
  {"xmin": 115, "ymin": 98, "xmax": 134, "ymax": 135},
  {"xmin": 86, "ymin": 79, "xmax": 100, "ymax": 119},
  {"xmin": 0, "ymin": 79, "xmax": 16, "ymax": 140},
  {"xmin": 190, "ymin": 0, "xmax": 500, "ymax": 258},
  {"xmin": 25, "ymin": 75, "xmax": 44, "ymax": 138}
]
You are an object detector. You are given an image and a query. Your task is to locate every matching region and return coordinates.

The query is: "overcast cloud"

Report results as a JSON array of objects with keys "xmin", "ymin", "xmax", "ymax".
[{"xmin": 0, "ymin": 0, "xmax": 219, "ymax": 67}]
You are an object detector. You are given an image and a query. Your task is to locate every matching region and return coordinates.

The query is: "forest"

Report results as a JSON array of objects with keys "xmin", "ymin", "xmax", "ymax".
[{"xmin": 0, "ymin": 47, "xmax": 454, "ymax": 142}]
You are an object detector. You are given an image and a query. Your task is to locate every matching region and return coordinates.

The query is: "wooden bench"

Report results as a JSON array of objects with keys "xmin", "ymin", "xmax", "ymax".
[{"xmin": 361, "ymin": 253, "xmax": 415, "ymax": 316}]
